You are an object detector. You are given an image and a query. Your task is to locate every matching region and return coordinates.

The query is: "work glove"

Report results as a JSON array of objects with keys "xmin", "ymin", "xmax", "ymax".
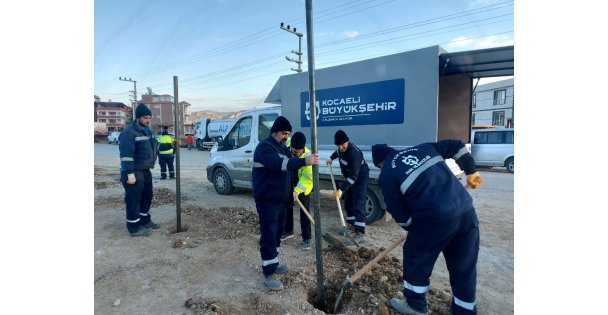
[
  {"xmin": 333, "ymin": 189, "xmax": 342, "ymax": 200},
  {"xmin": 467, "ymin": 172, "xmax": 483, "ymax": 189},
  {"xmin": 326, "ymin": 159, "xmax": 333, "ymax": 166},
  {"xmin": 127, "ymin": 173, "xmax": 136, "ymax": 185},
  {"xmin": 399, "ymin": 217, "xmax": 412, "ymax": 231},
  {"xmin": 305, "ymin": 153, "xmax": 320, "ymax": 165}
]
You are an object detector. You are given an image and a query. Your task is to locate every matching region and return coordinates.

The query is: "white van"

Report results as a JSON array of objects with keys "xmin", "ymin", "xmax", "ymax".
[{"xmin": 470, "ymin": 128, "xmax": 514, "ymax": 173}]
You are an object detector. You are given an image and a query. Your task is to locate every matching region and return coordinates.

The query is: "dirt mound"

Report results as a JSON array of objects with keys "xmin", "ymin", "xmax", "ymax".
[{"xmin": 185, "ymin": 293, "xmax": 297, "ymax": 315}]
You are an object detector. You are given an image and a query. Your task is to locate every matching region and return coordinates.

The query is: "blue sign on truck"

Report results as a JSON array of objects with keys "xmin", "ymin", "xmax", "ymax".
[{"xmin": 300, "ymin": 78, "xmax": 405, "ymax": 127}]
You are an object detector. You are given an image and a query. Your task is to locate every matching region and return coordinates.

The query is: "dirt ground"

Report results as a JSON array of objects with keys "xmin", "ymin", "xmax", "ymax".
[{"xmin": 94, "ymin": 144, "xmax": 513, "ymax": 314}]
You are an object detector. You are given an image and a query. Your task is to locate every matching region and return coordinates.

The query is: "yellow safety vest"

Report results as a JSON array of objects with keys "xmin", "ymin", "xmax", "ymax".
[
  {"xmin": 287, "ymin": 136, "xmax": 313, "ymax": 196},
  {"xmin": 158, "ymin": 135, "xmax": 174, "ymax": 154}
]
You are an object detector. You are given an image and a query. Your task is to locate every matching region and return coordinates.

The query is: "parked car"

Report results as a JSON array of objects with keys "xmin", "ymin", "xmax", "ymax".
[
  {"xmin": 107, "ymin": 131, "xmax": 121, "ymax": 144},
  {"xmin": 470, "ymin": 128, "xmax": 514, "ymax": 173}
]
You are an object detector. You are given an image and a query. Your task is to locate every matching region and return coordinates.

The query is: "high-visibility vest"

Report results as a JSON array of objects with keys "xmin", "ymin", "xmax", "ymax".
[
  {"xmin": 286, "ymin": 136, "xmax": 313, "ymax": 196},
  {"xmin": 158, "ymin": 135, "xmax": 174, "ymax": 154}
]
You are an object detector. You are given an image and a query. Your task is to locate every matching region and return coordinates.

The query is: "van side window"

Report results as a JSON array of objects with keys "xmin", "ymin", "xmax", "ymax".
[
  {"xmin": 506, "ymin": 131, "xmax": 514, "ymax": 144},
  {"xmin": 224, "ymin": 116, "xmax": 252, "ymax": 150},
  {"xmin": 258, "ymin": 113, "xmax": 278, "ymax": 141}
]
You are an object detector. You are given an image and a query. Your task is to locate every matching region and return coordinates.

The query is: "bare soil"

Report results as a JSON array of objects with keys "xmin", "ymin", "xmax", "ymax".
[{"xmin": 94, "ymin": 147, "xmax": 513, "ymax": 314}]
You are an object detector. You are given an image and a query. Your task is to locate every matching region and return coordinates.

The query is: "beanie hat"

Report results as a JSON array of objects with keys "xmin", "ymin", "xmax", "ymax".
[
  {"xmin": 372, "ymin": 144, "xmax": 395, "ymax": 167},
  {"xmin": 270, "ymin": 116, "xmax": 292, "ymax": 133},
  {"xmin": 290, "ymin": 132, "xmax": 306, "ymax": 149},
  {"xmin": 334, "ymin": 129, "xmax": 349, "ymax": 145},
  {"xmin": 135, "ymin": 103, "xmax": 152, "ymax": 119}
]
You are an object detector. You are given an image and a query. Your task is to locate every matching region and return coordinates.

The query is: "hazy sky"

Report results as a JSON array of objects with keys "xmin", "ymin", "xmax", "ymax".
[{"xmin": 94, "ymin": 0, "xmax": 514, "ymax": 112}]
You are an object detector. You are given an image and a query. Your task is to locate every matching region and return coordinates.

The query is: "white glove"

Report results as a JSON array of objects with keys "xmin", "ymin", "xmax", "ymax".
[
  {"xmin": 127, "ymin": 173, "xmax": 136, "ymax": 184},
  {"xmin": 326, "ymin": 159, "xmax": 333, "ymax": 166}
]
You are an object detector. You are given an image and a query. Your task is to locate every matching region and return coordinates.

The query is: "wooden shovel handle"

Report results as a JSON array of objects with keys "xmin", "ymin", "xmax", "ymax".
[
  {"xmin": 295, "ymin": 197, "xmax": 315, "ymax": 226},
  {"xmin": 349, "ymin": 233, "xmax": 408, "ymax": 284},
  {"xmin": 328, "ymin": 164, "xmax": 348, "ymax": 227}
]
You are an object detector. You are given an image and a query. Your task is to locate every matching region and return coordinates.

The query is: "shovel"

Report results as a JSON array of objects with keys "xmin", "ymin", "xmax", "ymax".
[
  {"xmin": 333, "ymin": 232, "xmax": 408, "ymax": 313},
  {"xmin": 294, "ymin": 198, "xmax": 347, "ymax": 249},
  {"xmin": 328, "ymin": 163, "xmax": 359, "ymax": 247}
]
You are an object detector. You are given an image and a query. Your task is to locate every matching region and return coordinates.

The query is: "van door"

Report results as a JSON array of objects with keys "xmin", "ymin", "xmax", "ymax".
[
  {"xmin": 472, "ymin": 130, "xmax": 513, "ymax": 166},
  {"xmin": 221, "ymin": 115, "xmax": 254, "ymax": 186}
]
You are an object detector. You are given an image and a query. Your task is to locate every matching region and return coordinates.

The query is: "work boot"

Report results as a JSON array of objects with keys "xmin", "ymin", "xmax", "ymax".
[
  {"xmin": 141, "ymin": 221, "xmax": 160, "ymax": 229},
  {"xmin": 389, "ymin": 298, "xmax": 428, "ymax": 315},
  {"xmin": 301, "ymin": 239, "xmax": 311, "ymax": 251},
  {"xmin": 264, "ymin": 275, "xmax": 284, "ymax": 291},
  {"xmin": 280, "ymin": 232, "xmax": 294, "ymax": 241},
  {"xmin": 129, "ymin": 228, "xmax": 152, "ymax": 237},
  {"xmin": 345, "ymin": 231, "xmax": 367, "ymax": 245},
  {"xmin": 274, "ymin": 263, "xmax": 290, "ymax": 274}
]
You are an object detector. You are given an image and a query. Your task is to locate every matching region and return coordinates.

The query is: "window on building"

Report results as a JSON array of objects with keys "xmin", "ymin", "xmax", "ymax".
[
  {"xmin": 493, "ymin": 89, "xmax": 506, "ymax": 105},
  {"xmin": 471, "ymin": 113, "xmax": 476, "ymax": 126},
  {"xmin": 472, "ymin": 94, "xmax": 476, "ymax": 108},
  {"xmin": 99, "ymin": 111, "xmax": 106, "ymax": 115},
  {"xmin": 492, "ymin": 111, "xmax": 505, "ymax": 126}
]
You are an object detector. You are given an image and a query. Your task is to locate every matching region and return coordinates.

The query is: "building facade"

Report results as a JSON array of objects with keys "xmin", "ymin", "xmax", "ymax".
[
  {"xmin": 140, "ymin": 93, "xmax": 191, "ymax": 136},
  {"xmin": 94, "ymin": 97, "xmax": 131, "ymax": 132},
  {"xmin": 472, "ymin": 78, "xmax": 514, "ymax": 128}
]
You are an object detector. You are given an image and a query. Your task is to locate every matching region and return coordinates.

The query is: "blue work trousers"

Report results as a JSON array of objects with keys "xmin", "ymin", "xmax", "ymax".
[
  {"xmin": 344, "ymin": 173, "xmax": 369, "ymax": 233},
  {"xmin": 402, "ymin": 210, "xmax": 480, "ymax": 315},
  {"xmin": 121, "ymin": 169, "xmax": 154, "ymax": 233},
  {"xmin": 158, "ymin": 154, "xmax": 175, "ymax": 179},
  {"xmin": 255, "ymin": 200, "xmax": 287, "ymax": 276}
]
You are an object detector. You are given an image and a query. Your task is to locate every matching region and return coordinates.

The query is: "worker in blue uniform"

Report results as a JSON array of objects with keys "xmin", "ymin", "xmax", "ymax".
[
  {"xmin": 371, "ymin": 141, "xmax": 483, "ymax": 315},
  {"xmin": 252, "ymin": 116, "xmax": 320, "ymax": 291},
  {"xmin": 327, "ymin": 129, "xmax": 370, "ymax": 244},
  {"xmin": 118, "ymin": 103, "xmax": 160, "ymax": 237}
]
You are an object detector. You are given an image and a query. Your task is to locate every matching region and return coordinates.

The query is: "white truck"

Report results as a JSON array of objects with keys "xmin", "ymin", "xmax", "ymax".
[
  {"xmin": 194, "ymin": 118, "xmax": 236, "ymax": 150},
  {"xmin": 206, "ymin": 45, "xmax": 513, "ymax": 224}
]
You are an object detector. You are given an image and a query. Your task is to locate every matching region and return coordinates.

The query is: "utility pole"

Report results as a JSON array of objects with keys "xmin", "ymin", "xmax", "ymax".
[
  {"xmin": 119, "ymin": 77, "xmax": 137, "ymax": 122},
  {"xmin": 280, "ymin": 22, "xmax": 303, "ymax": 73}
]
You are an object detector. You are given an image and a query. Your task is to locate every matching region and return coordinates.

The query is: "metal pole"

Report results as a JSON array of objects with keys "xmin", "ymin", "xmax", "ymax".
[
  {"xmin": 305, "ymin": 0, "xmax": 324, "ymax": 309},
  {"xmin": 133, "ymin": 81, "xmax": 137, "ymax": 120},
  {"xmin": 173, "ymin": 76, "xmax": 182, "ymax": 232}
]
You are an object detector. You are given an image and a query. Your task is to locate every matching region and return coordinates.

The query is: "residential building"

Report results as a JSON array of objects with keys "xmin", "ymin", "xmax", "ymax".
[
  {"xmin": 140, "ymin": 93, "xmax": 191, "ymax": 136},
  {"xmin": 94, "ymin": 98, "xmax": 131, "ymax": 132},
  {"xmin": 471, "ymin": 78, "xmax": 514, "ymax": 128}
]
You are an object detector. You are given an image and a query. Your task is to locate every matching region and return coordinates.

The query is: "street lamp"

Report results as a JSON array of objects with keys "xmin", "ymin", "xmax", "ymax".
[{"xmin": 119, "ymin": 77, "xmax": 137, "ymax": 121}]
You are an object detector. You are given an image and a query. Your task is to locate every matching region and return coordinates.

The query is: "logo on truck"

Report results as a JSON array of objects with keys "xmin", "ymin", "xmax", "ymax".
[{"xmin": 300, "ymin": 78, "xmax": 405, "ymax": 127}]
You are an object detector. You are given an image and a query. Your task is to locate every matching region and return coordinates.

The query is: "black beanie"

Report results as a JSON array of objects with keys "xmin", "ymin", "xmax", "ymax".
[
  {"xmin": 270, "ymin": 116, "xmax": 292, "ymax": 133},
  {"xmin": 290, "ymin": 132, "xmax": 306, "ymax": 149},
  {"xmin": 334, "ymin": 129, "xmax": 349, "ymax": 145},
  {"xmin": 135, "ymin": 103, "xmax": 152, "ymax": 119},
  {"xmin": 372, "ymin": 144, "xmax": 395, "ymax": 167}
]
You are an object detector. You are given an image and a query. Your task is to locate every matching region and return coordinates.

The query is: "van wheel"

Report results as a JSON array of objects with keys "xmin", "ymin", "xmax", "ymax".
[
  {"xmin": 364, "ymin": 189, "xmax": 384, "ymax": 225},
  {"xmin": 196, "ymin": 139, "xmax": 204, "ymax": 151},
  {"xmin": 505, "ymin": 157, "xmax": 514, "ymax": 173},
  {"xmin": 213, "ymin": 168, "xmax": 234, "ymax": 195}
]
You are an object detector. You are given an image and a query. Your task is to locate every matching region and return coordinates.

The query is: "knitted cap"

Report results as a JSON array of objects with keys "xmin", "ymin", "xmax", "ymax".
[
  {"xmin": 372, "ymin": 144, "xmax": 395, "ymax": 167},
  {"xmin": 290, "ymin": 132, "xmax": 306, "ymax": 149},
  {"xmin": 334, "ymin": 129, "xmax": 349, "ymax": 145},
  {"xmin": 135, "ymin": 103, "xmax": 152, "ymax": 119},
  {"xmin": 270, "ymin": 116, "xmax": 292, "ymax": 133}
]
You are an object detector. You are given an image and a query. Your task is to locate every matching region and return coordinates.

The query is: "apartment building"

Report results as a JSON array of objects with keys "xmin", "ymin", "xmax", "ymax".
[
  {"xmin": 140, "ymin": 93, "xmax": 191, "ymax": 135},
  {"xmin": 94, "ymin": 100, "xmax": 131, "ymax": 132},
  {"xmin": 472, "ymin": 78, "xmax": 514, "ymax": 128}
]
